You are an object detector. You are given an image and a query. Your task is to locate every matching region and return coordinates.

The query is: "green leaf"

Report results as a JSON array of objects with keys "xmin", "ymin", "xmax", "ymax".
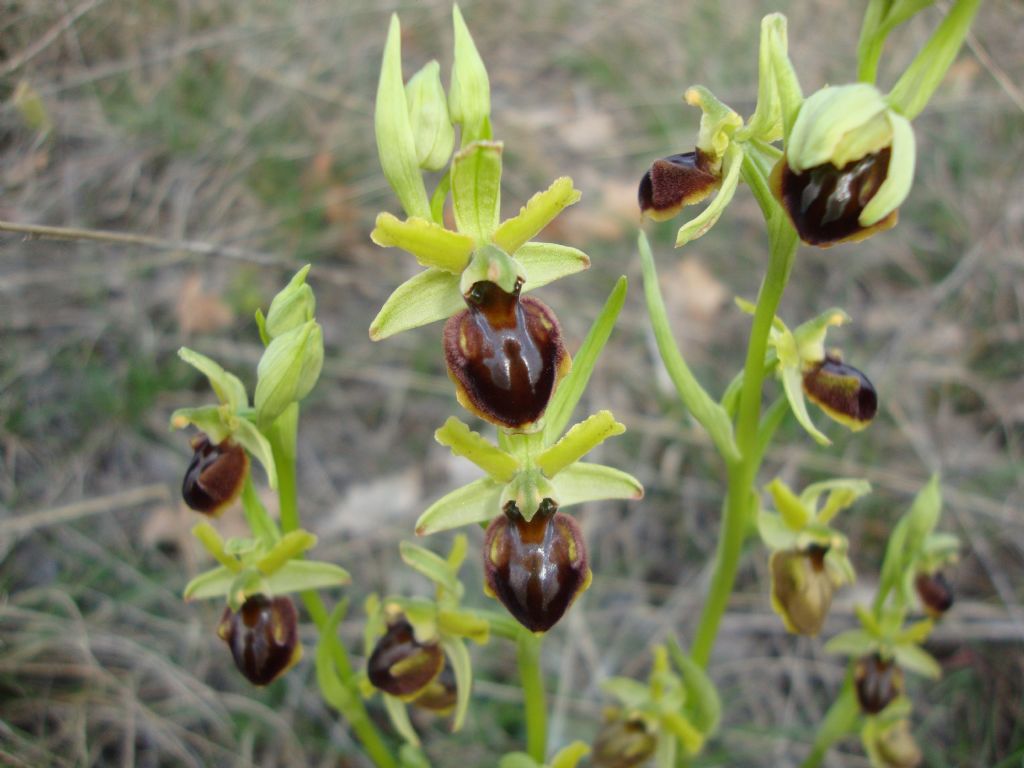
[
  {"xmin": 183, "ymin": 565, "xmax": 235, "ymax": 601},
  {"xmin": 369, "ymin": 267, "xmax": 463, "ymax": 340},
  {"xmin": 662, "ymin": 711, "xmax": 705, "ymax": 755},
  {"xmin": 374, "ymin": 14, "xmax": 431, "ymax": 219},
  {"xmin": 399, "ymin": 745, "xmax": 432, "ymax": 768},
  {"xmin": 887, "ymin": 0, "xmax": 982, "ymax": 120},
  {"xmin": 537, "ymin": 411, "xmax": 625, "ymax": 478},
  {"xmin": 316, "ymin": 602, "xmax": 357, "ymax": 714},
  {"xmin": 440, "ymin": 636, "xmax": 473, "ymax": 732},
  {"xmin": 449, "ymin": 5, "xmax": 491, "ymax": 142},
  {"xmin": 451, "ymin": 141, "xmax": 502, "ymax": 243},
  {"xmin": 169, "ymin": 405, "xmax": 230, "ymax": 443},
  {"xmin": 639, "ymin": 232, "xmax": 740, "ymax": 461},
  {"xmin": 415, "ymin": 477, "xmax": 502, "ymax": 535},
  {"xmin": 550, "ymin": 462, "xmax": 643, "ymax": 508},
  {"xmin": 601, "ymin": 676, "xmax": 650, "ymax": 709},
  {"xmin": 543, "ymin": 276, "xmax": 626, "ymax": 444},
  {"xmin": 435, "ymin": 417, "xmax": 520, "ymax": 482},
  {"xmin": 371, "ymin": 212, "xmax": 474, "ymax": 273},
  {"xmin": 892, "ymin": 643, "xmax": 941, "ymax": 679},
  {"xmin": 766, "ymin": 478, "xmax": 812, "ymax": 530},
  {"xmin": 823, "ymin": 629, "xmax": 878, "ymax": 657},
  {"xmin": 781, "ymin": 364, "xmax": 831, "ymax": 446},
  {"xmin": 497, "ymin": 755, "xmax": 540, "ymax": 768},
  {"xmin": 493, "ymin": 177, "xmax": 582, "ymax": 255},
  {"xmin": 550, "ymin": 741, "xmax": 590, "ymax": 768},
  {"xmin": 905, "ymin": 474, "xmax": 942, "ymax": 548},
  {"xmin": 383, "ymin": 694, "xmax": 421, "ymax": 746},
  {"xmin": 675, "ymin": 142, "xmax": 742, "ymax": 247},
  {"xmin": 667, "ymin": 640, "xmax": 721, "ymax": 736},
  {"xmin": 263, "ymin": 560, "xmax": 351, "ymax": 594},
  {"xmin": 178, "ymin": 347, "xmax": 248, "ymax": 412},
  {"xmin": 399, "ymin": 541, "xmax": 459, "ymax": 595},
  {"xmin": 232, "ymin": 418, "xmax": 278, "ymax": 489},
  {"xmin": 515, "ymin": 242, "xmax": 591, "ymax": 291},
  {"xmin": 254, "ymin": 320, "xmax": 324, "ymax": 430}
]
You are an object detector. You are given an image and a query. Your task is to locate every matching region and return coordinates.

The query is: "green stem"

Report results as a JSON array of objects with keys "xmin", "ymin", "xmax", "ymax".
[
  {"xmin": 800, "ymin": 673, "xmax": 860, "ymax": 768},
  {"xmin": 690, "ymin": 158, "xmax": 798, "ymax": 668},
  {"xmin": 517, "ymin": 629, "xmax": 547, "ymax": 762},
  {"xmin": 267, "ymin": 404, "xmax": 398, "ymax": 768},
  {"xmin": 240, "ymin": 473, "xmax": 279, "ymax": 547}
]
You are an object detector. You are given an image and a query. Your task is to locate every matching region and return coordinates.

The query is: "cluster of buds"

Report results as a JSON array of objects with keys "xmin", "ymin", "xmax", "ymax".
[
  {"xmin": 371, "ymin": 7, "xmax": 642, "ymax": 637},
  {"xmin": 171, "ymin": 267, "xmax": 347, "ymax": 687}
]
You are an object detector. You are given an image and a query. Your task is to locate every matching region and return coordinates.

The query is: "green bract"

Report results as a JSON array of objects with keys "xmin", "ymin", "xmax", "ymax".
[{"xmin": 406, "ymin": 61, "xmax": 456, "ymax": 172}]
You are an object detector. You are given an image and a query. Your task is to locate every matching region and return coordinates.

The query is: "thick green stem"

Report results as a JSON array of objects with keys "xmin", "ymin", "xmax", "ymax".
[
  {"xmin": 517, "ymin": 629, "xmax": 547, "ymax": 762},
  {"xmin": 690, "ymin": 156, "xmax": 798, "ymax": 668},
  {"xmin": 267, "ymin": 405, "xmax": 398, "ymax": 768}
]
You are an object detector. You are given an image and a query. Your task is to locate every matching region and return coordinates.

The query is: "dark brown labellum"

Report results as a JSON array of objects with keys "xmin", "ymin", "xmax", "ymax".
[
  {"xmin": 217, "ymin": 594, "xmax": 300, "ymax": 686},
  {"xmin": 367, "ymin": 617, "xmax": 444, "ymax": 699},
  {"xmin": 409, "ymin": 663, "xmax": 457, "ymax": 715},
  {"xmin": 803, "ymin": 355, "xmax": 878, "ymax": 430},
  {"xmin": 443, "ymin": 280, "xmax": 568, "ymax": 429},
  {"xmin": 915, "ymin": 571, "xmax": 954, "ymax": 618},
  {"xmin": 638, "ymin": 150, "xmax": 720, "ymax": 222},
  {"xmin": 855, "ymin": 653, "xmax": 904, "ymax": 714},
  {"xmin": 483, "ymin": 499, "xmax": 590, "ymax": 633},
  {"xmin": 771, "ymin": 148, "xmax": 897, "ymax": 246},
  {"xmin": 592, "ymin": 711, "xmax": 657, "ymax": 768},
  {"xmin": 182, "ymin": 434, "xmax": 249, "ymax": 516}
]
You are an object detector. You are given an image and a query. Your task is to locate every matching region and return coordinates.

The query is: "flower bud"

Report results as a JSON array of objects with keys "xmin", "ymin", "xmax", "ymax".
[
  {"xmin": 637, "ymin": 151, "xmax": 720, "ymax": 222},
  {"xmin": 769, "ymin": 544, "xmax": 835, "ymax": 636},
  {"xmin": 367, "ymin": 616, "xmax": 444, "ymax": 699},
  {"xmin": 483, "ymin": 499, "xmax": 590, "ymax": 633},
  {"xmin": 254, "ymin": 319, "xmax": 324, "ymax": 429},
  {"xmin": 802, "ymin": 354, "xmax": 878, "ymax": 431},
  {"xmin": 409, "ymin": 663, "xmax": 457, "ymax": 715},
  {"xmin": 854, "ymin": 654, "xmax": 904, "ymax": 715},
  {"xmin": 872, "ymin": 719, "xmax": 923, "ymax": 768},
  {"xmin": 264, "ymin": 265, "xmax": 315, "ymax": 340},
  {"xmin": 771, "ymin": 84, "xmax": 915, "ymax": 246},
  {"xmin": 915, "ymin": 571, "xmax": 954, "ymax": 618},
  {"xmin": 182, "ymin": 434, "xmax": 248, "ymax": 516},
  {"xmin": 217, "ymin": 594, "xmax": 301, "ymax": 686},
  {"xmin": 443, "ymin": 280, "xmax": 569, "ymax": 429},
  {"xmin": 406, "ymin": 61, "xmax": 455, "ymax": 172},
  {"xmin": 592, "ymin": 709, "xmax": 657, "ymax": 768}
]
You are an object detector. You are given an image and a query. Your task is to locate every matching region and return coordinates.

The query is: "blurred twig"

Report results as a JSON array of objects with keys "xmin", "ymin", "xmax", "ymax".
[
  {"xmin": 0, "ymin": 0, "xmax": 107, "ymax": 79},
  {"xmin": 0, "ymin": 484, "xmax": 168, "ymax": 537}
]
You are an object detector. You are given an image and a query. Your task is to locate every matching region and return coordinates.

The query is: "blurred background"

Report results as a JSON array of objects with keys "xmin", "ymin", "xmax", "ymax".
[{"xmin": 1, "ymin": 0, "xmax": 1022, "ymax": 765}]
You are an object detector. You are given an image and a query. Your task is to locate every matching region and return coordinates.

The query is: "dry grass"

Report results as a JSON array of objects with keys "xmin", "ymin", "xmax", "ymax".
[{"xmin": 2, "ymin": 0, "xmax": 1023, "ymax": 765}]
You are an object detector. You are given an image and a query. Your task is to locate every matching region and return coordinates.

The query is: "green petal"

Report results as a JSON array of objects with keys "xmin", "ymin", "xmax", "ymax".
[
  {"xmin": 675, "ymin": 142, "xmax": 742, "ymax": 248},
  {"xmin": 662, "ymin": 711, "xmax": 704, "ymax": 755},
  {"xmin": 550, "ymin": 462, "xmax": 643, "ymax": 508},
  {"xmin": 800, "ymin": 478, "xmax": 872, "ymax": 523},
  {"xmin": 516, "ymin": 242, "xmax": 591, "ymax": 292},
  {"xmin": 383, "ymin": 694, "xmax": 421, "ymax": 746},
  {"xmin": 493, "ymin": 177, "xmax": 581, "ymax": 255},
  {"xmin": 374, "ymin": 15, "xmax": 431, "ymax": 220},
  {"xmin": 255, "ymin": 530, "xmax": 317, "ymax": 574},
  {"xmin": 263, "ymin": 560, "xmax": 352, "ymax": 594},
  {"xmin": 766, "ymin": 478, "xmax": 812, "ymax": 530},
  {"xmin": 371, "ymin": 213, "xmax": 474, "ymax": 273},
  {"xmin": 542, "ymin": 276, "xmax": 625, "ymax": 444},
  {"xmin": 859, "ymin": 110, "xmax": 915, "ymax": 226},
  {"xmin": 823, "ymin": 628, "xmax": 878, "ymax": 657},
  {"xmin": 415, "ymin": 477, "xmax": 502, "ymax": 535},
  {"xmin": 451, "ymin": 140, "xmax": 502, "ymax": 244},
  {"xmin": 369, "ymin": 267, "xmax": 463, "ymax": 341},
  {"xmin": 440, "ymin": 636, "xmax": 473, "ymax": 732},
  {"xmin": 757, "ymin": 511, "xmax": 801, "ymax": 551},
  {"xmin": 537, "ymin": 411, "xmax": 625, "ymax": 479},
  {"xmin": 178, "ymin": 347, "xmax": 248, "ymax": 412},
  {"xmin": 892, "ymin": 643, "xmax": 942, "ymax": 679},
  {"xmin": 435, "ymin": 417, "xmax": 520, "ymax": 482},
  {"xmin": 183, "ymin": 565, "xmax": 235, "ymax": 601},
  {"xmin": 232, "ymin": 418, "xmax": 279, "ymax": 489},
  {"xmin": 781, "ymin": 364, "xmax": 831, "ymax": 446},
  {"xmin": 169, "ymin": 405, "xmax": 230, "ymax": 443},
  {"xmin": 601, "ymin": 676, "xmax": 650, "ymax": 709},
  {"xmin": 399, "ymin": 541, "xmax": 460, "ymax": 596}
]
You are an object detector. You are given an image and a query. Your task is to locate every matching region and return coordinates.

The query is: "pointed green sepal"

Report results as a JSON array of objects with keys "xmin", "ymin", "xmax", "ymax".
[
  {"xmin": 801, "ymin": 478, "xmax": 872, "ymax": 524},
  {"xmin": 550, "ymin": 462, "xmax": 644, "ymax": 508},
  {"xmin": 449, "ymin": 5, "xmax": 491, "ymax": 143},
  {"xmin": 757, "ymin": 510, "xmax": 801, "ymax": 551},
  {"xmin": 493, "ymin": 177, "xmax": 582, "ymax": 255},
  {"xmin": 766, "ymin": 478, "xmax": 812, "ymax": 530},
  {"xmin": 371, "ymin": 212, "xmax": 475, "ymax": 273},
  {"xmin": 440, "ymin": 635, "xmax": 473, "ymax": 731},
  {"xmin": 892, "ymin": 643, "xmax": 941, "ymax": 679},
  {"xmin": 515, "ymin": 242, "xmax": 591, "ymax": 291},
  {"xmin": 383, "ymin": 694, "xmax": 421, "ymax": 746},
  {"xmin": 663, "ymin": 711, "xmax": 705, "ymax": 755},
  {"xmin": 684, "ymin": 86, "xmax": 743, "ymax": 168},
  {"xmin": 183, "ymin": 565, "xmax": 234, "ymax": 601},
  {"xmin": 375, "ymin": 14, "xmax": 431, "ymax": 219},
  {"xmin": 640, "ymin": 232, "xmax": 740, "ymax": 460},
  {"xmin": 416, "ymin": 477, "xmax": 502, "ymax": 535},
  {"xmin": 265, "ymin": 265, "xmax": 315, "ymax": 340},
  {"xmin": 262, "ymin": 559, "xmax": 351, "ymax": 594},
  {"xmin": 191, "ymin": 521, "xmax": 237, "ymax": 570},
  {"xmin": 169, "ymin": 405, "xmax": 230, "ymax": 443},
  {"xmin": 667, "ymin": 639, "xmax": 722, "ymax": 737},
  {"xmin": 435, "ymin": 417, "xmax": 520, "ymax": 481},
  {"xmin": 497, "ymin": 755, "xmax": 538, "ymax": 768},
  {"xmin": 601, "ymin": 676, "xmax": 650, "ymax": 709},
  {"xmin": 255, "ymin": 529, "xmax": 317, "ymax": 575},
  {"xmin": 781, "ymin": 364, "xmax": 831, "ymax": 446},
  {"xmin": 860, "ymin": 110, "xmax": 915, "ymax": 226},
  {"xmin": 232, "ymin": 418, "xmax": 279, "ymax": 489},
  {"xmin": 675, "ymin": 142, "xmax": 743, "ymax": 248},
  {"xmin": 399, "ymin": 540, "xmax": 461, "ymax": 596},
  {"xmin": 823, "ymin": 628, "xmax": 878, "ymax": 657},
  {"xmin": 550, "ymin": 742, "xmax": 590, "ymax": 768},
  {"xmin": 451, "ymin": 141, "xmax": 503, "ymax": 244},
  {"xmin": 543, "ymin": 276, "xmax": 626, "ymax": 444},
  {"xmin": 370, "ymin": 267, "xmax": 463, "ymax": 340},
  {"xmin": 178, "ymin": 347, "xmax": 248, "ymax": 412},
  {"xmin": 537, "ymin": 411, "xmax": 625, "ymax": 478},
  {"xmin": 437, "ymin": 608, "xmax": 490, "ymax": 645}
]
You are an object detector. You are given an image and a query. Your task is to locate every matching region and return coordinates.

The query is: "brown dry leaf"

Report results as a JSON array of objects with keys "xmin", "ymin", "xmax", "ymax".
[{"xmin": 176, "ymin": 273, "xmax": 234, "ymax": 335}]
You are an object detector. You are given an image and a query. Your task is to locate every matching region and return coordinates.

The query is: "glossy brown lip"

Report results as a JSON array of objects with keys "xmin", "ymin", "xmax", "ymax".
[
  {"xmin": 483, "ymin": 500, "xmax": 589, "ymax": 633},
  {"xmin": 444, "ymin": 280, "xmax": 568, "ymax": 429},
  {"xmin": 366, "ymin": 616, "xmax": 444, "ymax": 699},
  {"xmin": 182, "ymin": 435, "xmax": 249, "ymax": 516},
  {"xmin": 803, "ymin": 355, "xmax": 878, "ymax": 428},
  {"xmin": 638, "ymin": 150, "xmax": 720, "ymax": 222},
  {"xmin": 217, "ymin": 594, "xmax": 300, "ymax": 686},
  {"xmin": 855, "ymin": 653, "xmax": 904, "ymax": 715},
  {"xmin": 772, "ymin": 148, "xmax": 897, "ymax": 246},
  {"xmin": 915, "ymin": 571, "xmax": 954, "ymax": 617}
]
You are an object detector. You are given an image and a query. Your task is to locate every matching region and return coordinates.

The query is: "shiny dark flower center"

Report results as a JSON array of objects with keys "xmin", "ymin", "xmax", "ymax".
[
  {"xmin": 855, "ymin": 653, "xmax": 903, "ymax": 714},
  {"xmin": 218, "ymin": 594, "xmax": 298, "ymax": 686},
  {"xmin": 367, "ymin": 617, "xmax": 444, "ymax": 698}
]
